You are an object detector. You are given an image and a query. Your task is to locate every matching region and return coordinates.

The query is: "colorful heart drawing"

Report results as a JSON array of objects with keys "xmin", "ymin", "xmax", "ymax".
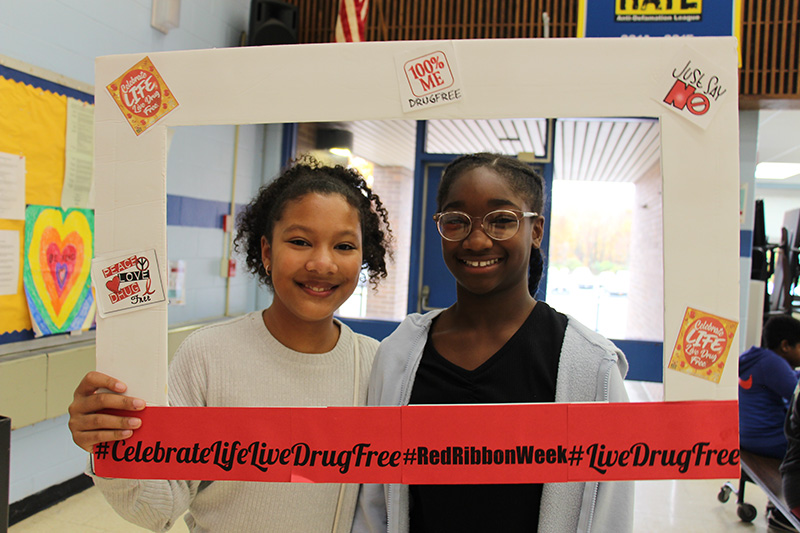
[
  {"xmin": 40, "ymin": 228, "xmax": 82, "ymax": 315},
  {"xmin": 24, "ymin": 206, "xmax": 95, "ymax": 335}
]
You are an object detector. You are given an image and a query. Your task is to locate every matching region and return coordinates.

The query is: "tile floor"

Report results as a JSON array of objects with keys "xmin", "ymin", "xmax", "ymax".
[
  {"xmin": 8, "ymin": 382, "xmax": 781, "ymax": 532},
  {"xmin": 9, "ymin": 485, "xmax": 189, "ymax": 533},
  {"xmin": 8, "ymin": 477, "xmax": 774, "ymax": 532}
]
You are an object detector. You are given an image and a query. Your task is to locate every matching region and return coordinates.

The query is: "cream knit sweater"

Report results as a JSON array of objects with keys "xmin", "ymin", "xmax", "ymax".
[{"xmin": 91, "ymin": 311, "xmax": 377, "ymax": 533}]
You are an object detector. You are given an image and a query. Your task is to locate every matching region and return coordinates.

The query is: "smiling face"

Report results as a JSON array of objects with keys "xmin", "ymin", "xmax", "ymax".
[
  {"xmin": 439, "ymin": 166, "xmax": 543, "ymax": 298},
  {"xmin": 261, "ymin": 192, "xmax": 363, "ymax": 326}
]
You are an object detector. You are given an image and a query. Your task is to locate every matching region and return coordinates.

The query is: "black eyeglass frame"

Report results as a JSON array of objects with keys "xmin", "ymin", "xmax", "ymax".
[{"xmin": 432, "ymin": 209, "xmax": 539, "ymax": 242}]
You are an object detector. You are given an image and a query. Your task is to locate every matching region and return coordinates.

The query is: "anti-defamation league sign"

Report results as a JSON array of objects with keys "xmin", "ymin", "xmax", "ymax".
[
  {"xmin": 578, "ymin": 0, "xmax": 739, "ymax": 38},
  {"xmin": 93, "ymin": 401, "xmax": 739, "ymax": 483}
]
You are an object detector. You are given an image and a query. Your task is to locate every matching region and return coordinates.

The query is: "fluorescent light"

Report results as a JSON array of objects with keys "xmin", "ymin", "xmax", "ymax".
[
  {"xmin": 755, "ymin": 162, "xmax": 800, "ymax": 180},
  {"xmin": 329, "ymin": 148, "xmax": 351, "ymax": 157}
]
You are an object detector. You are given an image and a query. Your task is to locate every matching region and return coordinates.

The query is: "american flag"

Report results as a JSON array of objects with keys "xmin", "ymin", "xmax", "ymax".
[{"xmin": 335, "ymin": 0, "xmax": 369, "ymax": 42}]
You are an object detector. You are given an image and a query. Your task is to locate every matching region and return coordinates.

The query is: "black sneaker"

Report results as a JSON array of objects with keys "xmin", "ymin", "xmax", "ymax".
[{"xmin": 767, "ymin": 504, "xmax": 798, "ymax": 532}]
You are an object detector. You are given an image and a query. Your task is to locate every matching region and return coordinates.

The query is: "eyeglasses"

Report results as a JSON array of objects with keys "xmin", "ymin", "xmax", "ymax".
[{"xmin": 433, "ymin": 209, "xmax": 538, "ymax": 242}]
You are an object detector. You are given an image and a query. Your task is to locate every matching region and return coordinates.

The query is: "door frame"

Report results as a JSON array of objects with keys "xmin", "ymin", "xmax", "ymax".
[
  {"xmin": 407, "ymin": 120, "xmax": 555, "ymax": 313},
  {"xmin": 405, "ymin": 120, "xmax": 663, "ymax": 382}
]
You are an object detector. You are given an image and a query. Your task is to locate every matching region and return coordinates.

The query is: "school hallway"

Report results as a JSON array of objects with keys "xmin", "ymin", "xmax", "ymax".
[{"xmin": 3, "ymin": 2, "xmax": 798, "ymax": 532}]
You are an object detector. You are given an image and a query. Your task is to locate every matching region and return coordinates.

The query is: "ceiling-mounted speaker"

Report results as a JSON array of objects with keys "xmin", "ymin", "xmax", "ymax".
[
  {"xmin": 248, "ymin": 0, "xmax": 298, "ymax": 46},
  {"xmin": 316, "ymin": 128, "xmax": 354, "ymax": 152}
]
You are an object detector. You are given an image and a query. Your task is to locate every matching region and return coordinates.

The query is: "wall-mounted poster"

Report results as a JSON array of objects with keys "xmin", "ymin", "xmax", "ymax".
[
  {"xmin": 23, "ymin": 205, "xmax": 95, "ymax": 336},
  {"xmin": 168, "ymin": 259, "xmax": 186, "ymax": 305},
  {"xmin": 578, "ymin": 0, "xmax": 739, "ymax": 38}
]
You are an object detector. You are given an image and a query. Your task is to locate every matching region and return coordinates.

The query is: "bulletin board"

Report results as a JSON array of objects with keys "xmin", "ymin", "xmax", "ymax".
[{"xmin": 0, "ymin": 59, "xmax": 95, "ymax": 345}]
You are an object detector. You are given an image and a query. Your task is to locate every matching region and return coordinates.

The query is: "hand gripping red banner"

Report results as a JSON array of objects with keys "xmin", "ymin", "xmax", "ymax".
[{"xmin": 93, "ymin": 401, "xmax": 740, "ymax": 483}]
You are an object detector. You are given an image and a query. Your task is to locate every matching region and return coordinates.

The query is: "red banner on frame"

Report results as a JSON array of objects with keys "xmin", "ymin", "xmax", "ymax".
[{"xmin": 93, "ymin": 401, "xmax": 739, "ymax": 483}]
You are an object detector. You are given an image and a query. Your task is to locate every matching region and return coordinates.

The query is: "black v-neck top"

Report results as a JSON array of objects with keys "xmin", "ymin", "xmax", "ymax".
[{"xmin": 408, "ymin": 301, "xmax": 567, "ymax": 533}]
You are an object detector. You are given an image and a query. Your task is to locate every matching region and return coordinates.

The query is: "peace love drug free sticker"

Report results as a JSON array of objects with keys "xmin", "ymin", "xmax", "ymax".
[
  {"xmin": 106, "ymin": 56, "xmax": 179, "ymax": 136},
  {"xmin": 91, "ymin": 249, "xmax": 166, "ymax": 317},
  {"xmin": 668, "ymin": 307, "xmax": 738, "ymax": 384}
]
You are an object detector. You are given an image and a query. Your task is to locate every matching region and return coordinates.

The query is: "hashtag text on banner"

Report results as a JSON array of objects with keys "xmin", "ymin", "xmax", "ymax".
[{"xmin": 93, "ymin": 401, "xmax": 740, "ymax": 483}]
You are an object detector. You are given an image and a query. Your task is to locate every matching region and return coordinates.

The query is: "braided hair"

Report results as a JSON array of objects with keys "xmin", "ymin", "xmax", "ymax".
[
  {"xmin": 437, "ymin": 153, "xmax": 546, "ymax": 296},
  {"xmin": 235, "ymin": 156, "xmax": 393, "ymax": 289}
]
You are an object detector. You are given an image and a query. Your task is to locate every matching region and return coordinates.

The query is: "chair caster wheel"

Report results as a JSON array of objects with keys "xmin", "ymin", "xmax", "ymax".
[{"xmin": 737, "ymin": 502, "xmax": 757, "ymax": 522}]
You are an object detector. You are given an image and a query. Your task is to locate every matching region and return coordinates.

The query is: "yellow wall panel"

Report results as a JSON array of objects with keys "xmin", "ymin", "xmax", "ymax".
[
  {"xmin": 46, "ymin": 345, "xmax": 95, "ymax": 419},
  {"xmin": 0, "ymin": 76, "xmax": 66, "ymax": 206},
  {"xmin": 0, "ymin": 354, "xmax": 47, "ymax": 429},
  {"xmin": 0, "ymin": 322, "xmax": 222, "ymax": 429}
]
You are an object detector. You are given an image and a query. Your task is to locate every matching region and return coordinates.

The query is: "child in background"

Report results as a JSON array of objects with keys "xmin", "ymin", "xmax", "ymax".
[
  {"xmin": 68, "ymin": 159, "xmax": 392, "ymax": 532},
  {"xmin": 739, "ymin": 314, "xmax": 800, "ymax": 459},
  {"xmin": 781, "ymin": 382, "xmax": 800, "ymax": 521},
  {"xmin": 354, "ymin": 153, "xmax": 633, "ymax": 533}
]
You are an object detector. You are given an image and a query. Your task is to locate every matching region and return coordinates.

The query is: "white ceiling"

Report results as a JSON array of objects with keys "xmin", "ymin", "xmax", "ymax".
[
  {"xmin": 755, "ymin": 109, "xmax": 800, "ymax": 186},
  {"xmin": 758, "ymin": 110, "xmax": 800, "ymax": 163},
  {"xmin": 425, "ymin": 118, "xmax": 550, "ymax": 158},
  {"xmin": 347, "ymin": 117, "xmax": 662, "ymax": 184},
  {"xmin": 553, "ymin": 118, "xmax": 660, "ymax": 183},
  {"xmin": 344, "ymin": 110, "xmax": 800, "ymax": 186},
  {"xmin": 347, "ymin": 119, "xmax": 416, "ymax": 171}
]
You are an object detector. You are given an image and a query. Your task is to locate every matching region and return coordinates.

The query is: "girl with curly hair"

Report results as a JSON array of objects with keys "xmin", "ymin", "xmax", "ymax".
[{"xmin": 68, "ymin": 158, "xmax": 392, "ymax": 532}]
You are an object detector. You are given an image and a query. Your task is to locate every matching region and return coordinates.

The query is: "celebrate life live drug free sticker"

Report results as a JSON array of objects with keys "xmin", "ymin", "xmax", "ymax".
[
  {"xmin": 395, "ymin": 42, "xmax": 464, "ymax": 113},
  {"xmin": 668, "ymin": 307, "xmax": 738, "ymax": 384},
  {"xmin": 91, "ymin": 249, "xmax": 166, "ymax": 317},
  {"xmin": 106, "ymin": 56, "xmax": 179, "ymax": 136}
]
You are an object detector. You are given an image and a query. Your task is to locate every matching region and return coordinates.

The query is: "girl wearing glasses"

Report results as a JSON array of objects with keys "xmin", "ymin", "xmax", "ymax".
[{"xmin": 354, "ymin": 153, "xmax": 633, "ymax": 532}]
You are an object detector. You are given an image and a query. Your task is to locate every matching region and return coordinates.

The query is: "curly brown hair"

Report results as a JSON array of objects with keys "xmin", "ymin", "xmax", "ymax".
[{"xmin": 234, "ymin": 157, "xmax": 393, "ymax": 289}]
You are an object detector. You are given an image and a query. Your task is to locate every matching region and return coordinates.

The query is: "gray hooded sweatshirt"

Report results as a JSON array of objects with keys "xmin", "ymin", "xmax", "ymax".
[{"xmin": 353, "ymin": 309, "xmax": 634, "ymax": 533}]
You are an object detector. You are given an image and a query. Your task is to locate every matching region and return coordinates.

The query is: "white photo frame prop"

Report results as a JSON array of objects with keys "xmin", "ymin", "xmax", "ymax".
[{"xmin": 95, "ymin": 38, "xmax": 740, "ymax": 406}]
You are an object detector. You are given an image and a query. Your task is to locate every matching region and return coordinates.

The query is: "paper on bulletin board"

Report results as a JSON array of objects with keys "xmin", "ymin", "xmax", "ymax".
[
  {"xmin": 0, "ymin": 152, "xmax": 25, "ymax": 220},
  {"xmin": 0, "ymin": 219, "xmax": 30, "ymax": 336},
  {"xmin": 62, "ymin": 98, "xmax": 94, "ymax": 209},
  {"xmin": 0, "ymin": 230, "xmax": 20, "ymax": 296}
]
